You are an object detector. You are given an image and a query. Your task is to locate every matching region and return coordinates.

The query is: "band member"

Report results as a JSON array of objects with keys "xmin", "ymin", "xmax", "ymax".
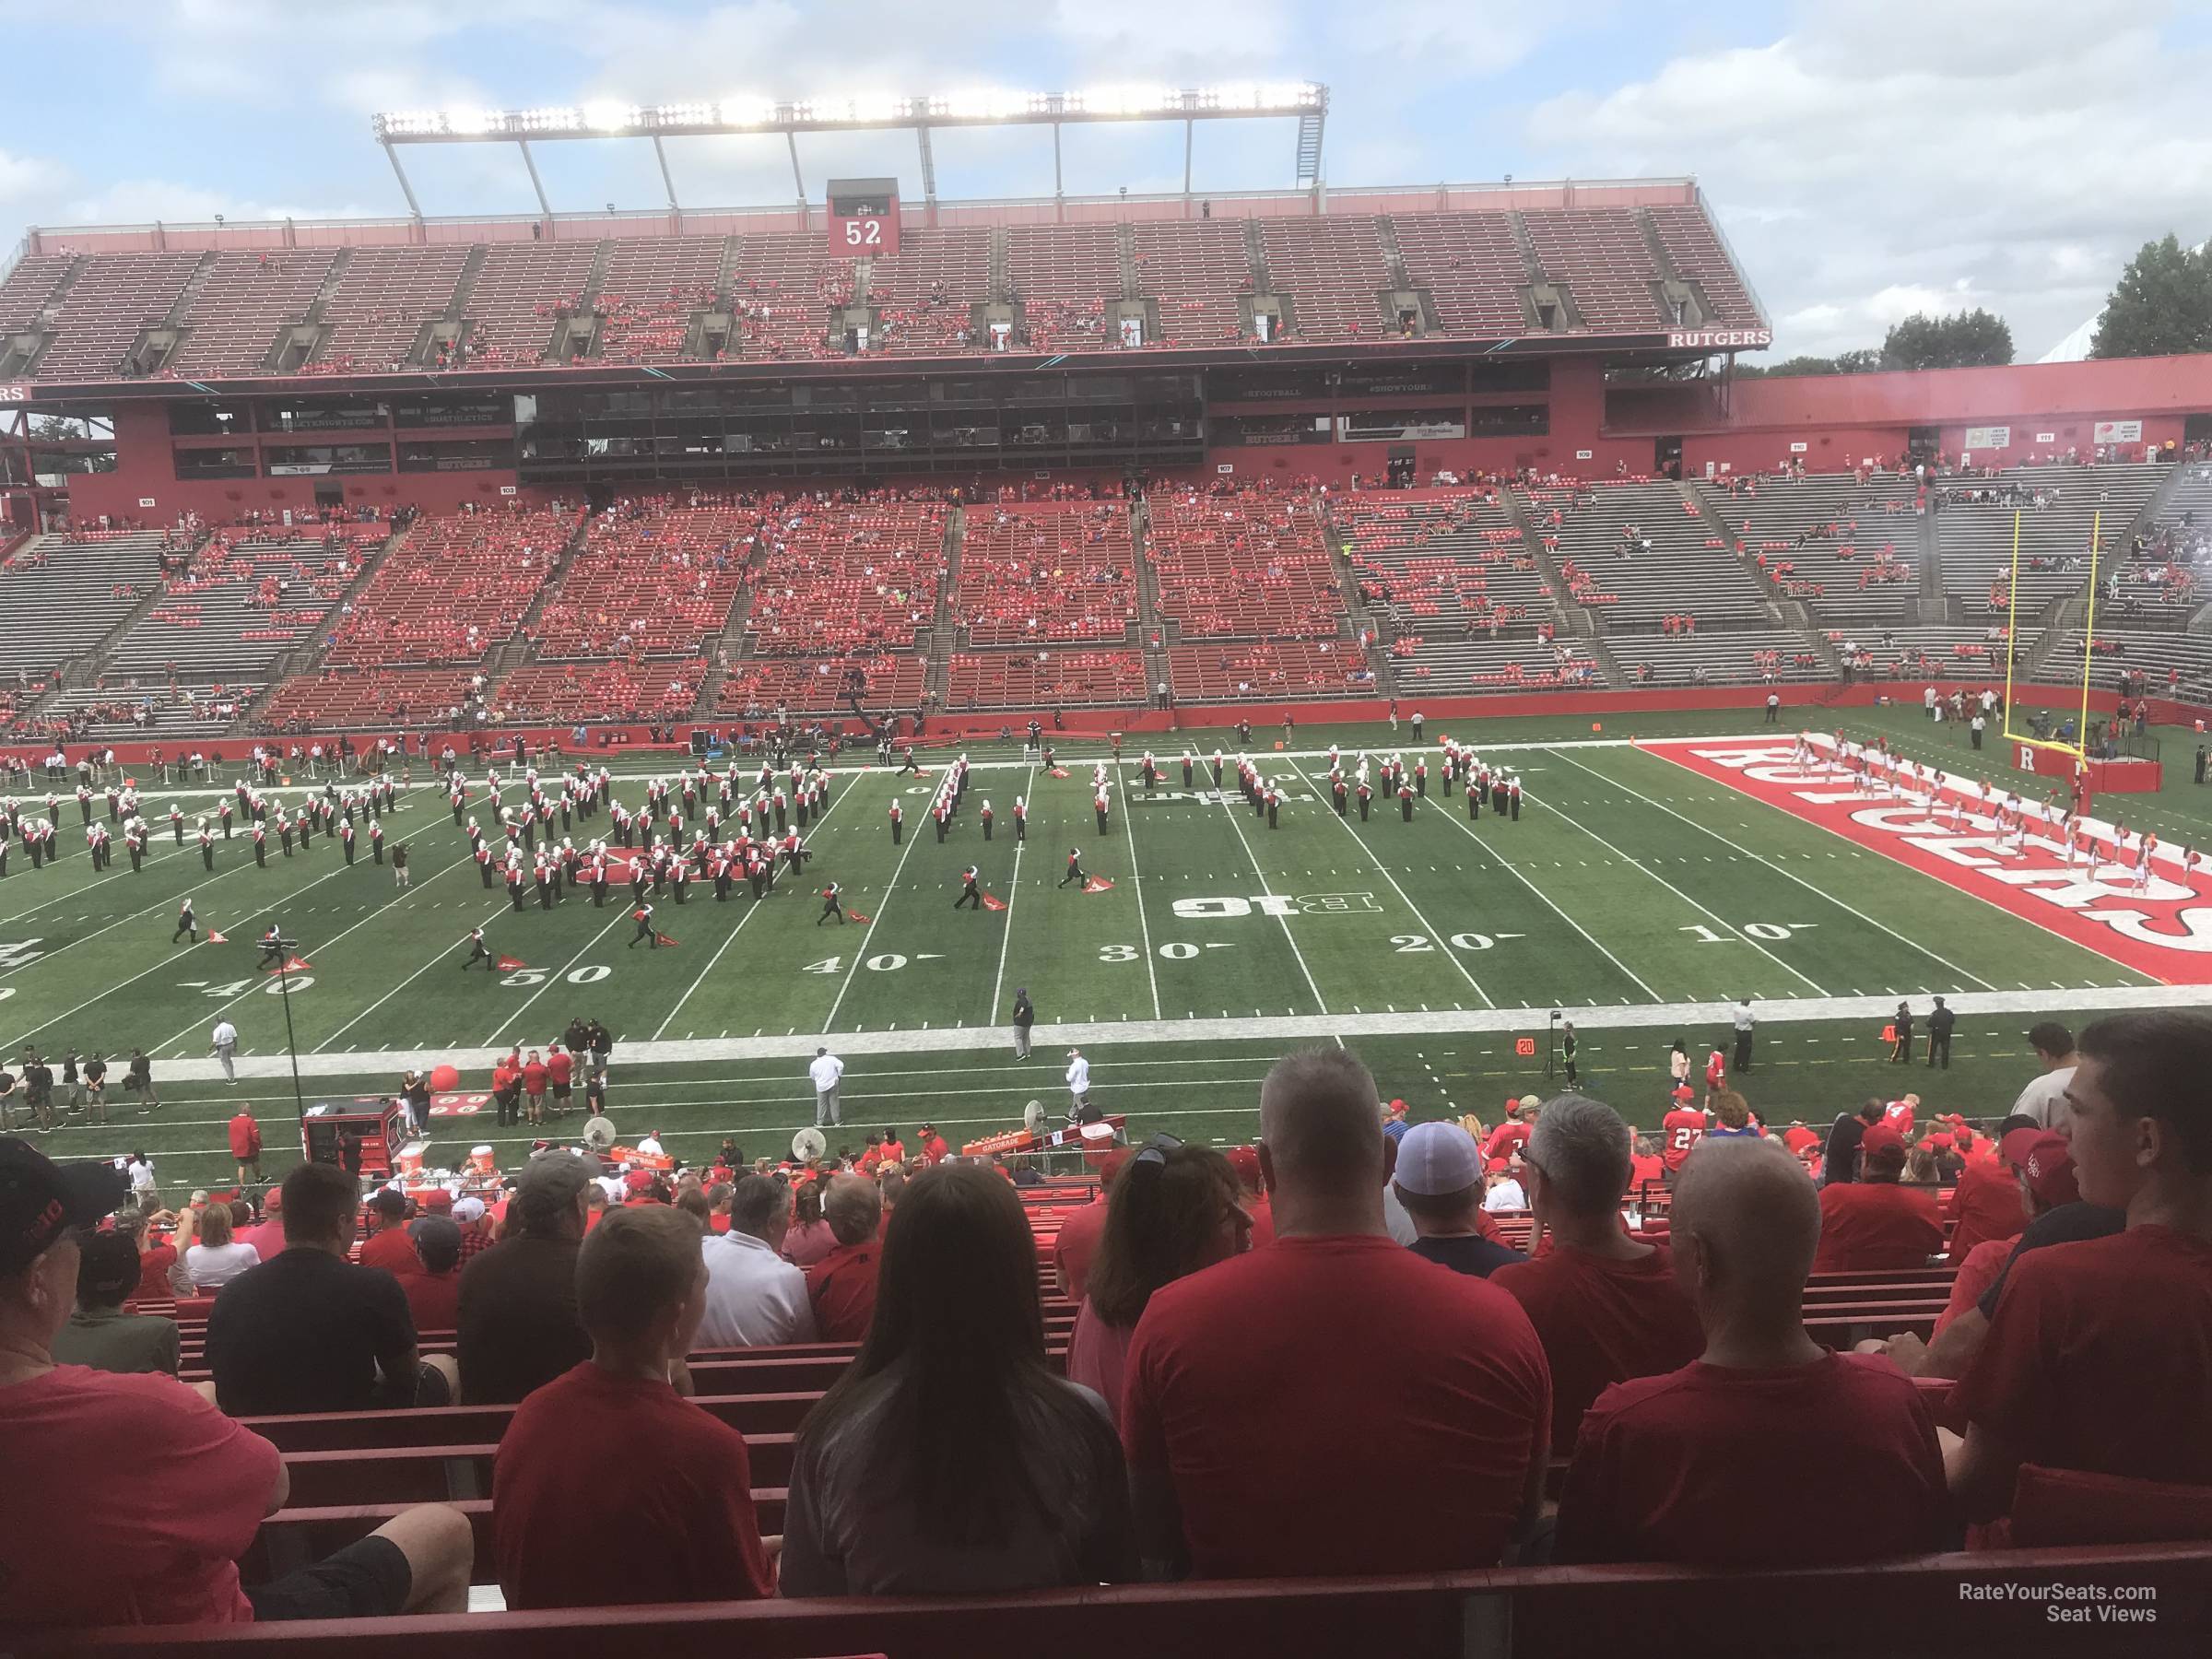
[
  {"xmin": 955, "ymin": 866, "xmax": 982, "ymax": 911},
  {"xmin": 461, "ymin": 927, "xmax": 494, "ymax": 971},
  {"xmin": 629, "ymin": 902, "xmax": 660, "ymax": 948},
  {"xmin": 1059, "ymin": 848, "xmax": 1088, "ymax": 888},
  {"xmin": 172, "ymin": 898, "xmax": 198, "ymax": 945}
]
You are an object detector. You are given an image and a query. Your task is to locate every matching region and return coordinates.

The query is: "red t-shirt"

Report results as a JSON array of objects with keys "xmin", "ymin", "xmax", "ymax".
[
  {"xmin": 1950, "ymin": 1226, "xmax": 2212, "ymax": 1488},
  {"xmin": 0, "ymin": 1365, "xmax": 281, "ymax": 1627},
  {"xmin": 1660, "ymin": 1109, "xmax": 1709, "ymax": 1172},
  {"xmin": 1492, "ymin": 1245, "xmax": 1704, "ymax": 1454},
  {"xmin": 546, "ymin": 1052, "xmax": 572, "ymax": 1088},
  {"xmin": 1883, "ymin": 1099, "xmax": 1916, "ymax": 1135},
  {"xmin": 492, "ymin": 1361, "xmax": 774, "ymax": 1609},
  {"xmin": 1943, "ymin": 1155, "xmax": 2026, "ymax": 1265},
  {"xmin": 1704, "ymin": 1054, "xmax": 1725, "ymax": 1088},
  {"xmin": 521, "ymin": 1062, "xmax": 549, "ymax": 1096},
  {"xmin": 1935, "ymin": 1238, "xmax": 2013, "ymax": 1335},
  {"xmin": 1053, "ymin": 1194, "xmax": 1111, "ymax": 1300},
  {"xmin": 358, "ymin": 1224, "xmax": 418, "ymax": 1277},
  {"xmin": 135, "ymin": 1243, "xmax": 180, "ymax": 1302},
  {"xmin": 807, "ymin": 1240, "xmax": 881, "ymax": 1342},
  {"xmin": 227, "ymin": 1114, "xmax": 261, "ymax": 1159},
  {"xmin": 1813, "ymin": 1182, "xmax": 1944, "ymax": 1273},
  {"xmin": 1627, "ymin": 1154, "xmax": 1665, "ymax": 1193},
  {"xmin": 920, "ymin": 1133, "xmax": 949, "ymax": 1164},
  {"xmin": 1482, "ymin": 1122, "xmax": 1530, "ymax": 1169},
  {"xmin": 1121, "ymin": 1233, "xmax": 1549, "ymax": 1577},
  {"xmin": 398, "ymin": 1267, "xmax": 462, "ymax": 1335},
  {"xmin": 1558, "ymin": 1352, "xmax": 1945, "ymax": 1566}
]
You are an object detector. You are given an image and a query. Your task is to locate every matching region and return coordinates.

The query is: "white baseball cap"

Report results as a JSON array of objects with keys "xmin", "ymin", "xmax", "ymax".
[{"xmin": 1392, "ymin": 1121, "xmax": 1483, "ymax": 1197}]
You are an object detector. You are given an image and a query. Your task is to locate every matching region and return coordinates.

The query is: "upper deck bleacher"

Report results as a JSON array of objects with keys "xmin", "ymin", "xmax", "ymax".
[{"xmin": 4, "ymin": 181, "xmax": 1760, "ymax": 382}]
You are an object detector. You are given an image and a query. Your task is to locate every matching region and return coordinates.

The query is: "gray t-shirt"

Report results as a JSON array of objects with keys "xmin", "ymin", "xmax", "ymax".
[
  {"xmin": 50, "ymin": 1309, "xmax": 180, "ymax": 1376},
  {"xmin": 2011, "ymin": 1066, "xmax": 2076, "ymax": 1137},
  {"xmin": 780, "ymin": 1361, "xmax": 1132, "ymax": 1595}
]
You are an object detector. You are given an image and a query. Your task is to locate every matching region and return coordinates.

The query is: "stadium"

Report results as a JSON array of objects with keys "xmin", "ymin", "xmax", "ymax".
[{"xmin": 2, "ymin": 59, "xmax": 2210, "ymax": 1659}]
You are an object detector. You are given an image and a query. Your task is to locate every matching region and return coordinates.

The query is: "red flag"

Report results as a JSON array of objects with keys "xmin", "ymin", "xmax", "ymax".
[
  {"xmin": 655, "ymin": 933, "xmax": 679, "ymax": 947},
  {"xmin": 912, "ymin": 768, "xmax": 932, "ymax": 778},
  {"xmin": 205, "ymin": 928, "xmax": 227, "ymax": 944},
  {"xmin": 1082, "ymin": 877, "xmax": 1115, "ymax": 894},
  {"xmin": 844, "ymin": 910, "xmax": 872, "ymax": 924},
  {"xmin": 981, "ymin": 892, "xmax": 1007, "ymax": 912},
  {"xmin": 495, "ymin": 955, "xmax": 527, "ymax": 971},
  {"xmin": 265, "ymin": 955, "xmax": 312, "ymax": 973},
  {"xmin": 1047, "ymin": 767, "xmax": 1070, "ymax": 779}
]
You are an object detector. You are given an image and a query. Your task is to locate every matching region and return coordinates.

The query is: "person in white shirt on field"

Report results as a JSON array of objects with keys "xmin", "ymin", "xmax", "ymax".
[
  {"xmin": 698, "ymin": 1174, "xmax": 818, "ymax": 1347},
  {"xmin": 809, "ymin": 1046, "xmax": 844, "ymax": 1127},
  {"xmin": 209, "ymin": 1018, "xmax": 241, "ymax": 1084},
  {"xmin": 1065, "ymin": 1047, "xmax": 1092, "ymax": 1120}
]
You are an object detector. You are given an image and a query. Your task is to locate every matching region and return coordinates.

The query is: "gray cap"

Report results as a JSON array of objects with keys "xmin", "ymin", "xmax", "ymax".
[{"xmin": 513, "ymin": 1149, "xmax": 597, "ymax": 1228}]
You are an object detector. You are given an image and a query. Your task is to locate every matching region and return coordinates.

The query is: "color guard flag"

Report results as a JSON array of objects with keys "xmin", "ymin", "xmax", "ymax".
[
  {"xmin": 495, "ymin": 955, "xmax": 528, "ymax": 972},
  {"xmin": 1048, "ymin": 767, "xmax": 1071, "ymax": 779},
  {"xmin": 655, "ymin": 933, "xmax": 679, "ymax": 947},
  {"xmin": 266, "ymin": 956, "xmax": 312, "ymax": 973},
  {"xmin": 1082, "ymin": 877, "xmax": 1115, "ymax": 894},
  {"xmin": 205, "ymin": 929, "xmax": 227, "ymax": 944},
  {"xmin": 982, "ymin": 893, "xmax": 1007, "ymax": 912},
  {"xmin": 845, "ymin": 910, "xmax": 871, "ymax": 924}
]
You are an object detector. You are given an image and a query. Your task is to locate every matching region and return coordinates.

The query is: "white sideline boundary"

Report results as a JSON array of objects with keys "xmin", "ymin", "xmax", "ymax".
[{"xmin": 148, "ymin": 981, "xmax": 2212, "ymax": 1083}]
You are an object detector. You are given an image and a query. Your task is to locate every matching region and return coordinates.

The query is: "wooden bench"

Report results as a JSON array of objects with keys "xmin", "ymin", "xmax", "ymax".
[{"xmin": 25, "ymin": 1544, "xmax": 2212, "ymax": 1657}]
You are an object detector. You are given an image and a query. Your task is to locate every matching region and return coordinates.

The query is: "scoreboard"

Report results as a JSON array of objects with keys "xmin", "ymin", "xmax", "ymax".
[{"xmin": 827, "ymin": 176, "xmax": 900, "ymax": 259}]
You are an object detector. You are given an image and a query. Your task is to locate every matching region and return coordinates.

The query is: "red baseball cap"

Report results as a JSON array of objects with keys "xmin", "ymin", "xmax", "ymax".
[
  {"xmin": 1860, "ymin": 1122, "xmax": 1906, "ymax": 1159},
  {"xmin": 1999, "ymin": 1125, "xmax": 2045, "ymax": 1171},
  {"xmin": 1220, "ymin": 1145, "xmax": 1261, "ymax": 1191},
  {"xmin": 2018, "ymin": 1133, "xmax": 2079, "ymax": 1208}
]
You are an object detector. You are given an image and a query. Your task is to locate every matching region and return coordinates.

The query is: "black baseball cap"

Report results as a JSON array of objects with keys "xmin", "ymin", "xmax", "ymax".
[{"xmin": 0, "ymin": 1138, "xmax": 130, "ymax": 1274}]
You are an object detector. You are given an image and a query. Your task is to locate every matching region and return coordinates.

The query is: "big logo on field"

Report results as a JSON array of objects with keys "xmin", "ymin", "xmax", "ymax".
[
  {"xmin": 1172, "ymin": 892, "xmax": 1382, "ymax": 917},
  {"xmin": 1652, "ymin": 738, "xmax": 2212, "ymax": 983}
]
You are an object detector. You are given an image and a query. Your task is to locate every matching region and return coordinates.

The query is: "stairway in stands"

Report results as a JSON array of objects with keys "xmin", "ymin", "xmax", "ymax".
[{"xmin": 922, "ymin": 507, "xmax": 965, "ymax": 709}]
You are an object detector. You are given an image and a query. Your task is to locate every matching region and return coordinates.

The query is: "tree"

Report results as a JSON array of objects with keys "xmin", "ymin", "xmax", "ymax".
[
  {"xmin": 1879, "ymin": 310, "xmax": 2014, "ymax": 371},
  {"xmin": 1831, "ymin": 348, "xmax": 1884, "ymax": 374},
  {"xmin": 2089, "ymin": 235, "xmax": 2212, "ymax": 359},
  {"xmin": 1735, "ymin": 348, "xmax": 1885, "ymax": 379}
]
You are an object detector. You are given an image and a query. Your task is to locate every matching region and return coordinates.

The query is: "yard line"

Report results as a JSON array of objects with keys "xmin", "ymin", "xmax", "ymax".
[
  {"xmin": 653, "ymin": 777, "xmax": 858, "ymax": 1040},
  {"xmin": 0, "ymin": 842, "xmax": 387, "ymax": 1054},
  {"xmin": 1115, "ymin": 767, "xmax": 1164, "ymax": 1021},
  {"xmin": 1519, "ymin": 763, "xmax": 1830, "ymax": 996},
  {"xmin": 1209, "ymin": 781, "xmax": 1329, "ymax": 1015},
  {"xmin": 148, "ymin": 841, "xmax": 480, "ymax": 1055},
  {"xmin": 318, "ymin": 898, "xmax": 514, "ymax": 1051},
  {"xmin": 1283, "ymin": 759, "xmax": 1491, "ymax": 1008},
  {"xmin": 988, "ymin": 759, "xmax": 1041, "ymax": 1024},
  {"xmin": 1415, "ymin": 790, "xmax": 1665, "ymax": 1003},
  {"xmin": 485, "ymin": 906, "xmax": 634, "ymax": 1049},
  {"xmin": 822, "ymin": 781, "xmax": 930, "ymax": 1034},
  {"xmin": 1554, "ymin": 749, "xmax": 1999, "ymax": 993}
]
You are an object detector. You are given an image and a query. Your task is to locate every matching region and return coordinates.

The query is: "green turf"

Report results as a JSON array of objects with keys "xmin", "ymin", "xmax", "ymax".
[{"xmin": 2, "ymin": 703, "xmax": 2201, "ymax": 1195}]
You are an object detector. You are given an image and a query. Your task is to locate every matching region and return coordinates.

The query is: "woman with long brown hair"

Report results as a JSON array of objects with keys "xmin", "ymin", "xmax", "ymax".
[
  {"xmin": 780, "ymin": 1163, "xmax": 1132, "ymax": 1594},
  {"xmin": 1071, "ymin": 1138, "xmax": 1249, "ymax": 1429}
]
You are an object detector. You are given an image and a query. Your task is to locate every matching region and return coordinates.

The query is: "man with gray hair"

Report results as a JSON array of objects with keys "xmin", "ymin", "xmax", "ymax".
[
  {"xmin": 1556, "ymin": 1136, "xmax": 1945, "ymax": 1566},
  {"xmin": 806, "ymin": 1174, "xmax": 882, "ymax": 1341},
  {"xmin": 699, "ymin": 1173, "xmax": 817, "ymax": 1347},
  {"xmin": 1492, "ymin": 1094, "xmax": 1701, "ymax": 1453},
  {"xmin": 1122, "ymin": 1047, "xmax": 1551, "ymax": 1581}
]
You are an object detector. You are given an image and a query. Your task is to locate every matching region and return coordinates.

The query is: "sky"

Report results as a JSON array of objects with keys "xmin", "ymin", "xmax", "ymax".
[{"xmin": 2, "ymin": 0, "xmax": 2208, "ymax": 361}]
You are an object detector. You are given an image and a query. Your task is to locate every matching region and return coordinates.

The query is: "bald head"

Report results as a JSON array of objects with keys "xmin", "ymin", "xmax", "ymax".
[
  {"xmin": 1671, "ymin": 1137, "xmax": 1819, "ymax": 1314},
  {"xmin": 1259, "ymin": 1048, "xmax": 1384, "ymax": 1205}
]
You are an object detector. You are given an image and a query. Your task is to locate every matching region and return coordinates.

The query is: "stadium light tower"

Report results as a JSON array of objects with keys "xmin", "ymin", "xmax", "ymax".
[{"xmin": 371, "ymin": 84, "xmax": 1329, "ymax": 220}]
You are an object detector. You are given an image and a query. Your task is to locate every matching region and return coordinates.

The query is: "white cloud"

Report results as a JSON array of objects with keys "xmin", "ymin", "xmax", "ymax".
[
  {"xmin": 1524, "ymin": 3, "xmax": 2212, "ymax": 358},
  {"xmin": 0, "ymin": 149, "xmax": 66, "ymax": 202},
  {"xmin": 64, "ymin": 180, "xmax": 380, "ymax": 226}
]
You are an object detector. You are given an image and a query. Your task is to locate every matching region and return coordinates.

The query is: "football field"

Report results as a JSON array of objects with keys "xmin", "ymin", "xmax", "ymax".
[{"xmin": 5, "ymin": 705, "xmax": 2207, "ymax": 1196}]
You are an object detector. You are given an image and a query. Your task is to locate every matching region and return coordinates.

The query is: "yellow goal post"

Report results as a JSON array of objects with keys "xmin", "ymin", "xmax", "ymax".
[{"xmin": 2001, "ymin": 506, "xmax": 2101, "ymax": 763}]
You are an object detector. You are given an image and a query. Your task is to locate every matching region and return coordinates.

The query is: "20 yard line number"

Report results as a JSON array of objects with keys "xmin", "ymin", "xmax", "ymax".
[
  {"xmin": 1386, "ymin": 932, "xmax": 1521, "ymax": 953},
  {"xmin": 500, "ymin": 965, "xmax": 613, "ymax": 988}
]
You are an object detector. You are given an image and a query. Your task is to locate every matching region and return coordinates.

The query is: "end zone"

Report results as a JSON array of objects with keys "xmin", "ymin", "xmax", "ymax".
[{"xmin": 1644, "ymin": 737, "xmax": 2211, "ymax": 986}]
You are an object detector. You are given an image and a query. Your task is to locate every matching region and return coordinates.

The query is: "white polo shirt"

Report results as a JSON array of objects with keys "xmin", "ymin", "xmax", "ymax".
[
  {"xmin": 211, "ymin": 1021, "xmax": 239, "ymax": 1051},
  {"xmin": 698, "ymin": 1230, "xmax": 818, "ymax": 1348},
  {"xmin": 808, "ymin": 1053, "xmax": 844, "ymax": 1093},
  {"xmin": 1066, "ymin": 1054, "xmax": 1091, "ymax": 1097}
]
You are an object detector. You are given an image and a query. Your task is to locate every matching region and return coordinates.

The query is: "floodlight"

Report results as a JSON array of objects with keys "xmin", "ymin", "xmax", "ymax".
[{"xmin": 581, "ymin": 100, "xmax": 635, "ymax": 133}]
